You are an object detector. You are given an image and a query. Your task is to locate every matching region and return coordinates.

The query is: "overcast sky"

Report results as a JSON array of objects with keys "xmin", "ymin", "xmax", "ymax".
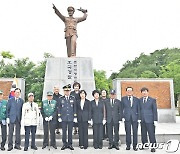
[{"xmin": 0, "ymin": 0, "xmax": 180, "ymax": 77}]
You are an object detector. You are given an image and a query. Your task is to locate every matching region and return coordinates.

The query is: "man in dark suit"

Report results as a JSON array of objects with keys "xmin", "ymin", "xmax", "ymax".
[
  {"xmin": 7, "ymin": 88, "xmax": 24, "ymax": 151},
  {"xmin": 41, "ymin": 91, "xmax": 58, "ymax": 149},
  {"xmin": 58, "ymin": 84, "xmax": 77, "ymax": 150},
  {"xmin": 105, "ymin": 90, "xmax": 122, "ymax": 150},
  {"xmin": 121, "ymin": 87, "xmax": 140, "ymax": 151},
  {"xmin": 53, "ymin": 86, "xmax": 62, "ymax": 135},
  {"xmin": 139, "ymin": 87, "xmax": 158, "ymax": 153}
]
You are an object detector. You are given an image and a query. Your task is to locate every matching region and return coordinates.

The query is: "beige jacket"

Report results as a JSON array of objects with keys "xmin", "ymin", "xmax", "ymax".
[{"xmin": 22, "ymin": 102, "xmax": 39, "ymax": 126}]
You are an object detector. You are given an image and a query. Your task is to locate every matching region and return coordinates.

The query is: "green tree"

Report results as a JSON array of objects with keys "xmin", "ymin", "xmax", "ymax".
[
  {"xmin": 140, "ymin": 71, "xmax": 157, "ymax": 78},
  {"xmin": 94, "ymin": 70, "xmax": 111, "ymax": 92},
  {"xmin": 160, "ymin": 59, "xmax": 180, "ymax": 96}
]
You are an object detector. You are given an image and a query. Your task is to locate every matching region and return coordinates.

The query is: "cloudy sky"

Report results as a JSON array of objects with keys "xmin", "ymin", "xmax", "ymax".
[{"xmin": 0, "ymin": 0, "xmax": 180, "ymax": 76}]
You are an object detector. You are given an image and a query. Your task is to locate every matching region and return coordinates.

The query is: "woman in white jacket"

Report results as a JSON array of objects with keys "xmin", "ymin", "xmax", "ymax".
[{"xmin": 22, "ymin": 93, "xmax": 39, "ymax": 151}]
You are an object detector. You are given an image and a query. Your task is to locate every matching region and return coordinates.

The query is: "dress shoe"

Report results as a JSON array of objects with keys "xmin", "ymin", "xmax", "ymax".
[
  {"xmin": 7, "ymin": 147, "xmax": 13, "ymax": 151},
  {"xmin": 42, "ymin": 145, "xmax": 46, "ymax": 149},
  {"xmin": 151, "ymin": 148, "xmax": 156, "ymax": 152},
  {"xmin": 61, "ymin": 145, "xmax": 66, "ymax": 150},
  {"xmin": 94, "ymin": 147, "xmax": 98, "ymax": 149},
  {"xmin": 68, "ymin": 145, "xmax": 74, "ymax": 150},
  {"xmin": 0, "ymin": 147, "xmax": 5, "ymax": 151},
  {"xmin": 133, "ymin": 147, "xmax": 138, "ymax": 151},
  {"xmin": 52, "ymin": 145, "xmax": 57, "ymax": 149},
  {"xmin": 31, "ymin": 146, "xmax": 38, "ymax": 150},
  {"xmin": 80, "ymin": 146, "xmax": 84, "ymax": 149},
  {"xmin": 84, "ymin": 147, "xmax": 87, "ymax": 149},
  {"xmin": 108, "ymin": 145, "xmax": 113, "ymax": 149},
  {"xmin": 24, "ymin": 147, "xmax": 28, "ymax": 151},
  {"xmin": 98, "ymin": 146, "xmax": 103, "ymax": 149},
  {"xmin": 115, "ymin": 145, "xmax": 119, "ymax": 150},
  {"xmin": 14, "ymin": 146, "xmax": 21, "ymax": 150},
  {"xmin": 126, "ymin": 146, "xmax": 130, "ymax": 150}
]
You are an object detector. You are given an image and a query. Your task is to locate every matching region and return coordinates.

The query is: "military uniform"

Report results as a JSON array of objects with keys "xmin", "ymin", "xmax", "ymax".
[
  {"xmin": 58, "ymin": 93, "xmax": 77, "ymax": 148},
  {"xmin": 0, "ymin": 99, "xmax": 7, "ymax": 150},
  {"xmin": 41, "ymin": 94, "xmax": 58, "ymax": 148}
]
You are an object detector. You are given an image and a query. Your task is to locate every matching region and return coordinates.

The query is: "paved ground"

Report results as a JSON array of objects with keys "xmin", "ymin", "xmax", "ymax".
[{"xmin": 1, "ymin": 144, "xmax": 179, "ymax": 154}]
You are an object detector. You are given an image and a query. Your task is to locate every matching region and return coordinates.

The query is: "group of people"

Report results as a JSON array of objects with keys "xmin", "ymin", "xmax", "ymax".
[{"xmin": 0, "ymin": 82, "xmax": 158, "ymax": 152}]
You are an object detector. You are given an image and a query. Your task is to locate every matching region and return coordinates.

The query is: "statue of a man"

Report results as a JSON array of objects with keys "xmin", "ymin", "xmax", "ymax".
[{"xmin": 53, "ymin": 4, "xmax": 87, "ymax": 57}]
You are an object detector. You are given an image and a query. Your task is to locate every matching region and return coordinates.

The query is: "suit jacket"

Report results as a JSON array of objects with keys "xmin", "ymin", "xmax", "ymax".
[
  {"xmin": 7, "ymin": 97, "xmax": 24, "ymax": 123},
  {"xmin": 104, "ymin": 98, "xmax": 122, "ymax": 123},
  {"xmin": 139, "ymin": 96, "xmax": 158, "ymax": 123},
  {"xmin": 121, "ymin": 96, "xmax": 140, "ymax": 122},
  {"xmin": 58, "ymin": 95, "xmax": 77, "ymax": 122},
  {"xmin": 76, "ymin": 99, "xmax": 91, "ymax": 122},
  {"xmin": 91, "ymin": 99, "xmax": 105, "ymax": 124}
]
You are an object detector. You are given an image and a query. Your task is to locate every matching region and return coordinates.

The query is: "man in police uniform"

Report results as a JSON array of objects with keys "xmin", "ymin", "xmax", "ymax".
[
  {"xmin": 0, "ymin": 90, "xmax": 7, "ymax": 151},
  {"xmin": 58, "ymin": 84, "xmax": 77, "ymax": 150},
  {"xmin": 41, "ymin": 91, "xmax": 58, "ymax": 149}
]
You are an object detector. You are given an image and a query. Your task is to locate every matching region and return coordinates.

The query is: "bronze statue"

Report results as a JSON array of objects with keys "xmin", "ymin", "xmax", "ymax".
[{"xmin": 52, "ymin": 4, "xmax": 87, "ymax": 57}]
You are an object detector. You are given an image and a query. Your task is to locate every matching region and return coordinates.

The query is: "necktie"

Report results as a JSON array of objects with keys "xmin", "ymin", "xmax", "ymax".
[
  {"xmin": 66, "ymin": 96, "xmax": 69, "ymax": 101},
  {"xmin": 48, "ymin": 100, "xmax": 51, "ymax": 105},
  {"xmin": 16, "ymin": 98, "xmax": 19, "ymax": 104},
  {"xmin": 128, "ymin": 96, "xmax": 131, "ymax": 101},
  {"xmin": 112, "ymin": 99, "xmax": 114, "ymax": 106},
  {"xmin": 143, "ymin": 98, "xmax": 146, "ymax": 103}
]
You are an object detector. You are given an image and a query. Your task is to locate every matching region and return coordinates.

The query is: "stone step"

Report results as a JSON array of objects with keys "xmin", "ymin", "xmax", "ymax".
[{"xmin": 4, "ymin": 134, "xmax": 180, "ymax": 147}]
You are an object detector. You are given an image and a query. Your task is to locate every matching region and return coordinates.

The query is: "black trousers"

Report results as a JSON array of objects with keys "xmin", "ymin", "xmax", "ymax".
[
  {"xmin": 93, "ymin": 123, "xmax": 103, "ymax": 148},
  {"xmin": 103, "ymin": 122, "xmax": 108, "ymax": 139},
  {"xmin": 8, "ymin": 120, "xmax": 21, "ymax": 148},
  {"xmin": 78, "ymin": 121, "xmax": 88, "ymax": 148},
  {"xmin": 141, "ymin": 122, "xmax": 156, "ymax": 145},
  {"xmin": 0, "ymin": 122, "xmax": 7, "ymax": 147},
  {"xmin": 24, "ymin": 126, "xmax": 37, "ymax": 148},
  {"xmin": 43, "ymin": 120, "xmax": 56, "ymax": 146},
  {"xmin": 62, "ymin": 121, "xmax": 73, "ymax": 146},
  {"xmin": 107, "ymin": 120, "xmax": 119, "ymax": 146},
  {"xmin": 125, "ymin": 117, "xmax": 138, "ymax": 147}
]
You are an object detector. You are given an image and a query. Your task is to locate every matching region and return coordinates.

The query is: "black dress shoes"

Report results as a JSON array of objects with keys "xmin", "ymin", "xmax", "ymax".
[
  {"xmin": 151, "ymin": 148, "xmax": 156, "ymax": 152},
  {"xmin": 7, "ymin": 147, "xmax": 13, "ymax": 151},
  {"xmin": 24, "ymin": 147, "xmax": 28, "ymax": 151},
  {"xmin": 108, "ymin": 145, "xmax": 113, "ymax": 149},
  {"xmin": 52, "ymin": 145, "xmax": 57, "ymax": 149},
  {"xmin": 133, "ymin": 147, "xmax": 138, "ymax": 151},
  {"xmin": 126, "ymin": 146, "xmax": 130, "ymax": 150},
  {"xmin": 115, "ymin": 146, "xmax": 119, "ymax": 150},
  {"xmin": 0, "ymin": 147, "xmax": 5, "ymax": 151},
  {"xmin": 31, "ymin": 146, "xmax": 38, "ymax": 150},
  {"xmin": 68, "ymin": 145, "xmax": 74, "ymax": 150},
  {"xmin": 42, "ymin": 145, "xmax": 46, "ymax": 149},
  {"xmin": 80, "ymin": 146, "xmax": 84, "ymax": 149},
  {"xmin": 98, "ymin": 146, "xmax": 103, "ymax": 149},
  {"xmin": 14, "ymin": 146, "xmax": 21, "ymax": 150},
  {"xmin": 61, "ymin": 145, "xmax": 66, "ymax": 150}
]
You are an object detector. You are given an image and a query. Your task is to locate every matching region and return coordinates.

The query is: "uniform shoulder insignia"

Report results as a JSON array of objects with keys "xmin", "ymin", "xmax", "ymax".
[{"xmin": 70, "ymin": 95, "xmax": 75, "ymax": 98}]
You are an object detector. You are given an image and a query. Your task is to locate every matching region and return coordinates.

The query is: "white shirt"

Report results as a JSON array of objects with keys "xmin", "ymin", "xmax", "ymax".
[{"xmin": 80, "ymin": 100, "xmax": 85, "ymax": 110}]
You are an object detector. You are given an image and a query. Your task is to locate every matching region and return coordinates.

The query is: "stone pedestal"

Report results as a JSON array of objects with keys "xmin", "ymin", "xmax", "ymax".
[
  {"xmin": 43, "ymin": 57, "xmax": 95, "ymax": 100},
  {"xmin": 113, "ymin": 78, "xmax": 176, "ymax": 123}
]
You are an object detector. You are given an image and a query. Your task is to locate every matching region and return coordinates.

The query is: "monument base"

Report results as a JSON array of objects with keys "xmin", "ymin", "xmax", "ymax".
[{"xmin": 43, "ymin": 57, "xmax": 95, "ymax": 100}]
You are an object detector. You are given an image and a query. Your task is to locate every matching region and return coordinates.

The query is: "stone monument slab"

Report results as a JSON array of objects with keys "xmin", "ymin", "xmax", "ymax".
[{"xmin": 43, "ymin": 57, "xmax": 95, "ymax": 100}]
